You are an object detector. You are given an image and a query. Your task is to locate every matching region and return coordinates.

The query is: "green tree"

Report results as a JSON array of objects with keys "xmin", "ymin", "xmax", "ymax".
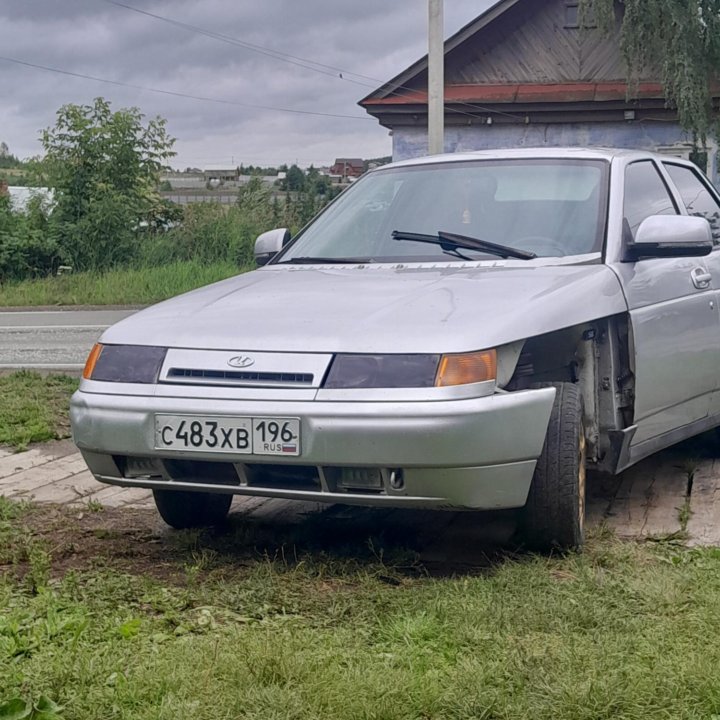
[
  {"xmin": 0, "ymin": 141, "xmax": 21, "ymax": 169},
  {"xmin": 284, "ymin": 164, "xmax": 306, "ymax": 192},
  {"xmin": 237, "ymin": 177, "xmax": 273, "ymax": 227},
  {"xmin": 39, "ymin": 97, "xmax": 175, "ymax": 271},
  {"xmin": 581, "ymin": 0, "xmax": 720, "ymax": 141}
]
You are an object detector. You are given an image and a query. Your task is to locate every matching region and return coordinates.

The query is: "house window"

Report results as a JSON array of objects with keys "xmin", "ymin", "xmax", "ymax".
[
  {"xmin": 565, "ymin": 2, "xmax": 579, "ymax": 28},
  {"xmin": 565, "ymin": 1, "xmax": 596, "ymax": 29}
]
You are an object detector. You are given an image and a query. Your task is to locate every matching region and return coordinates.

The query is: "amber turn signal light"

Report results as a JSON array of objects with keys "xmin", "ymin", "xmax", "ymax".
[
  {"xmin": 435, "ymin": 349, "xmax": 497, "ymax": 387},
  {"xmin": 82, "ymin": 343, "xmax": 103, "ymax": 380}
]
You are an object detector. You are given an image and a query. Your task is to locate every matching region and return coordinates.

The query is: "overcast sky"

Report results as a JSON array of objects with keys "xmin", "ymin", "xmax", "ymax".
[{"xmin": 0, "ymin": 0, "xmax": 496, "ymax": 169}]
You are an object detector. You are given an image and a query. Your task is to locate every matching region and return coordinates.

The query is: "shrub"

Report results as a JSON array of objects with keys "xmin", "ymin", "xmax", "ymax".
[
  {"xmin": 0, "ymin": 194, "xmax": 62, "ymax": 282},
  {"xmin": 39, "ymin": 98, "xmax": 176, "ymax": 272}
]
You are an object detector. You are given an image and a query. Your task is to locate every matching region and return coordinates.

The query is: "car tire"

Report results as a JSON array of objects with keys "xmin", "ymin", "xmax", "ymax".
[
  {"xmin": 521, "ymin": 382, "xmax": 586, "ymax": 551},
  {"xmin": 152, "ymin": 489, "xmax": 232, "ymax": 529}
]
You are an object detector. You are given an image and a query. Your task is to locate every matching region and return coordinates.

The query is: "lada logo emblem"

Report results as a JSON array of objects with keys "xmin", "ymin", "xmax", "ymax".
[{"xmin": 227, "ymin": 355, "xmax": 255, "ymax": 368}]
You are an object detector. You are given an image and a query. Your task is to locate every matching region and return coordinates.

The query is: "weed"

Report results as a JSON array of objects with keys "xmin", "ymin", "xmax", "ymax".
[
  {"xmin": 0, "ymin": 696, "xmax": 63, "ymax": 719},
  {"xmin": 85, "ymin": 499, "xmax": 104, "ymax": 513},
  {"xmin": 0, "ymin": 497, "xmax": 31, "ymax": 522},
  {"xmin": 678, "ymin": 496, "xmax": 692, "ymax": 531},
  {"xmin": 25, "ymin": 542, "xmax": 51, "ymax": 593},
  {"xmin": 0, "ymin": 372, "xmax": 77, "ymax": 450}
]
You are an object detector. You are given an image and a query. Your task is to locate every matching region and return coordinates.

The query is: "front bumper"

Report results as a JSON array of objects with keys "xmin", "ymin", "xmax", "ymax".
[{"xmin": 70, "ymin": 386, "xmax": 556, "ymax": 510}]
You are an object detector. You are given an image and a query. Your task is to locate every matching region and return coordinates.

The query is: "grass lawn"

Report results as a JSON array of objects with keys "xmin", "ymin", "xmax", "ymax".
[
  {"xmin": 0, "ymin": 372, "xmax": 78, "ymax": 451},
  {"xmin": 0, "ymin": 260, "xmax": 243, "ymax": 307},
  {"xmin": 2, "ymin": 497, "xmax": 720, "ymax": 720}
]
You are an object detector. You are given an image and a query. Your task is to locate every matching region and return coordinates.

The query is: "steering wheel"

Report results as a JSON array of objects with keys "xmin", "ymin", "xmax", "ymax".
[{"xmin": 512, "ymin": 236, "xmax": 567, "ymax": 257}]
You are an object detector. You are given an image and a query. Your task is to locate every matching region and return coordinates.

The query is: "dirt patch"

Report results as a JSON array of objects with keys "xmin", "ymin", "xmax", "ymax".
[
  {"xmin": 2, "ymin": 500, "xmax": 523, "ymax": 582},
  {"xmin": 5, "ymin": 504, "xmax": 188, "ymax": 581}
]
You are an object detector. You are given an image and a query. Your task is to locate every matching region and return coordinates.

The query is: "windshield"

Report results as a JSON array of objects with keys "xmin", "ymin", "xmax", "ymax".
[{"xmin": 277, "ymin": 159, "xmax": 609, "ymax": 263}]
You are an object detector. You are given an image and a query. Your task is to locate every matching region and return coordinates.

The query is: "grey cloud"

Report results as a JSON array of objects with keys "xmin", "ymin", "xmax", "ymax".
[{"xmin": 0, "ymin": 0, "xmax": 496, "ymax": 167}]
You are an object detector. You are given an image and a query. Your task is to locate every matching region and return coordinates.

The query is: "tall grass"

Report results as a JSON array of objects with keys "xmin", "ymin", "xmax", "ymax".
[{"xmin": 0, "ymin": 260, "xmax": 243, "ymax": 307}]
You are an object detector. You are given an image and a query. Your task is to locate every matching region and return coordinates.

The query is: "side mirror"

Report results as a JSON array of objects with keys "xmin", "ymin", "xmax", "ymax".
[
  {"xmin": 254, "ymin": 228, "xmax": 291, "ymax": 266},
  {"xmin": 623, "ymin": 215, "xmax": 713, "ymax": 262}
]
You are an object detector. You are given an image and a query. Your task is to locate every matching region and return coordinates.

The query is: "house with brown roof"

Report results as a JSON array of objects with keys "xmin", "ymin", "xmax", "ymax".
[
  {"xmin": 330, "ymin": 158, "xmax": 364, "ymax": 180},
  {"xmin": 360, "ymin": 0, "xmax": 718, "ymax": 182}
]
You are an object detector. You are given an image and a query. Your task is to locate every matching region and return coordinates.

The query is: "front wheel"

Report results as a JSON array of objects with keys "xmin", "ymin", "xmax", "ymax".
[
  {"xmin": 153, "ymin": 489, "xmax": 232, "ymax": 529},
  {"xmin": 521, "ymin": 382, "xmax": 586, "ymax": 551}
]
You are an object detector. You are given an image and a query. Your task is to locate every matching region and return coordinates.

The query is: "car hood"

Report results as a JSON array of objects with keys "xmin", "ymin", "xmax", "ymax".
[{"xmin": 102, "ymin": 262, "xmax": 627, "ymax": 354}]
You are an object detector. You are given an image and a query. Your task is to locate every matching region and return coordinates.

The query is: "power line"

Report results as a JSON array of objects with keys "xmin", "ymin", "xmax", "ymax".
[
  {"xmin": 103, "ymin": 0, "xmax": 382, "ymax": 86},
  {"xmin": 102, "ymin": 0, "xmax": 524, "ymax": 122},
  {"xmin": 0, "ymin": 55, "xmax": 372, "ymax": 121}
]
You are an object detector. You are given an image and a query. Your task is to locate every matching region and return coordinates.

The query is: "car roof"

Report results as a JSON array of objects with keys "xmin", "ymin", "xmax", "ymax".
[{"xmin": 380, "ymin": 147, "xmax": 675, "ymax": 170}]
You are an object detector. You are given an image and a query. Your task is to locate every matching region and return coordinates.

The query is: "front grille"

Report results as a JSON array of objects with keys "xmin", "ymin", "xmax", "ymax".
[
  {"xmin": 115, "ymin": 456, "xmax": 396, "ymax": 497},
  {"xmin": 161, "ymin": 459, "xmax": 321, "ymax": 492},
  {"xmin": 165, "ymin": 368, "xmax": 314, "ymax": 385},
  {"xmin": 163, "ymin": 458, "xmax": 241, "ymax": 485},
  {"xmin": 245, "ymin": 464, "xmax": 321, "ymax": 492}
]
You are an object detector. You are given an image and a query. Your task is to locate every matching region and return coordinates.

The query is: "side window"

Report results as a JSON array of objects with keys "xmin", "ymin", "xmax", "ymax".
[
  {"xmin": 664, "ymin": 163, "xmax": 720, "ymax": 244},
  {"xmin": 623, "ymin": 161, "xmax": 678, "ymax": 240}
]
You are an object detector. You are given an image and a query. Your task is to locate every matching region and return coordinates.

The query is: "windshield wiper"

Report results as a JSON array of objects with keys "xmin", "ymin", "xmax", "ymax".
[
  {"xmin": 392, "ymin": 230, "xmax": 536, "ymax": 260},
  {"xmin": 276, "ymin": 256, "xmax": 373, "ymax": 265}
]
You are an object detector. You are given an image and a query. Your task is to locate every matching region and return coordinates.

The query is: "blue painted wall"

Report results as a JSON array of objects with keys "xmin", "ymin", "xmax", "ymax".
[{"xmin": 393, "ymin": 122, "xmax": 718, "ymax": 185}]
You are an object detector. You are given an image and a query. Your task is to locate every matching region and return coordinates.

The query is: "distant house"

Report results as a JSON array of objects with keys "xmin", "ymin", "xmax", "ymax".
[
  {"xmin": 330, "ymin": 158, "xmax": 364, "ymax": 180},
  {"xmin": 161, "ymin": 172, "xmax": 205, "ymax": 190},
  {"xmin": 203, "ymin": 167, "xmax": 240, "ymax": 182},
  {"xmin": 360, "ymin": 0, "xmax": 719, "ymax": 183}
]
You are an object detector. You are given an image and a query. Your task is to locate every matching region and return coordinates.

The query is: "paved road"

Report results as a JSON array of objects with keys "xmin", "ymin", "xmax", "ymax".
[{"xmin": 0, "ymin": 309, "xmax": 136, "ymax": 371}]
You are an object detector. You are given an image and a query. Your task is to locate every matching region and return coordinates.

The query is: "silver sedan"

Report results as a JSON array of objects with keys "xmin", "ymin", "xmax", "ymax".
[{"xmin": 71, "ymin": 148, "xmax": 720, "ymax": 549}]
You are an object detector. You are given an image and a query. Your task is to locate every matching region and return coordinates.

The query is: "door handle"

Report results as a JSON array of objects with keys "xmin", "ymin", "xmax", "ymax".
[{"xmin": 691, "ymin": 267, "xmax": 712, "ymax": 289}]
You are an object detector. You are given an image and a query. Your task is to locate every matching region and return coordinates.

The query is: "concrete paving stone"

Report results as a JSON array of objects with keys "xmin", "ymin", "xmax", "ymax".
[
  {"xmin": 126, "ymin": 496, "xmax": 156, "ymax": 510},
  {"xmin": 0, "ymin": 448, "xmax": 56, "ymax": 480},
  {"xmin": 252, "ymin": 498, "xmax": 312, "ymax": 523},
  {"xmin": 1, "ymin": 454, "xmax": 90, "ymax": 497},
  {"xmin": 0, "ymin": 442, "xmax": 78, "ymax": 480},
  {"xmin": 638, "ymin": 460, "xmax": 689, "ymax": 537},
  {"xmin": 23, "ymin": 470, "xmax": 99, "ymax": 504},
  {"xmin": 82, "ymin": 483, "xmax": 138, "ymax": 507},
  {"xmin": 585, "ymin": 473, "xmax": 622, "ymax": 527},
  {"xmin": 687, "ymin": 459, "xmax": 720, "ymax": 547},
  {"xmin": 229, "ymin": 496, "xmax": 275, "ymax": 518},
  {"xmin": 606, "ymin": 452, "xmax": 687, "ymax": 538},
  {"xmin": 116, "ymin": 488, "xmax": 153, "ymax": 507},
  {"xmin": 83, "ymin": 485, "xmax": 151, "ymax": 509}
]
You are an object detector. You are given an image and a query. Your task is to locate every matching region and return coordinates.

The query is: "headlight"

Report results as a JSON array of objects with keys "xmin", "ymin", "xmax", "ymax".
[
  {"xmin": 322, "ymin": 350, "xmax": 497, "ymax": 389},
  {"xmin": 82, "ymin": 343, "xmax": 167, "ymax": 383},
  {"xmin": 323, "ymin": 354, "xmax": 440, "ymax": 389}
]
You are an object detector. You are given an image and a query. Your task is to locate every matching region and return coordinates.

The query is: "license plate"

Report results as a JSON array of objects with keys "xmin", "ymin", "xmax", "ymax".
[{"xmin": 155, "ymin": 415, "xmax": 301, "ymax": 456}]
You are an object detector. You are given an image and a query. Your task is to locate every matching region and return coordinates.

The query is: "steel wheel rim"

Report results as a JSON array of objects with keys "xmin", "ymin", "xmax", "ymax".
[{"xmin": 578, "ymin": 427, "xmax": 587, "ymax": 533}]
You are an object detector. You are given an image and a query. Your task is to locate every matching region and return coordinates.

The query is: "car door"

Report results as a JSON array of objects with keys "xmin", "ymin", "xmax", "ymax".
[
  {"xmin": 613, "ymin": 159, "xmax": 719, "ymax": 447},
  {"xmin": 663, "ymin": 160, "xmax": 720, "ymax": 418}
]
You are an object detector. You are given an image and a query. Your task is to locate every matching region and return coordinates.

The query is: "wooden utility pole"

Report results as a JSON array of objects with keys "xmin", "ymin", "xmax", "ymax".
[{"xmin": 428, "ymin": 0, "xmax": 444, "ymax": 155}]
